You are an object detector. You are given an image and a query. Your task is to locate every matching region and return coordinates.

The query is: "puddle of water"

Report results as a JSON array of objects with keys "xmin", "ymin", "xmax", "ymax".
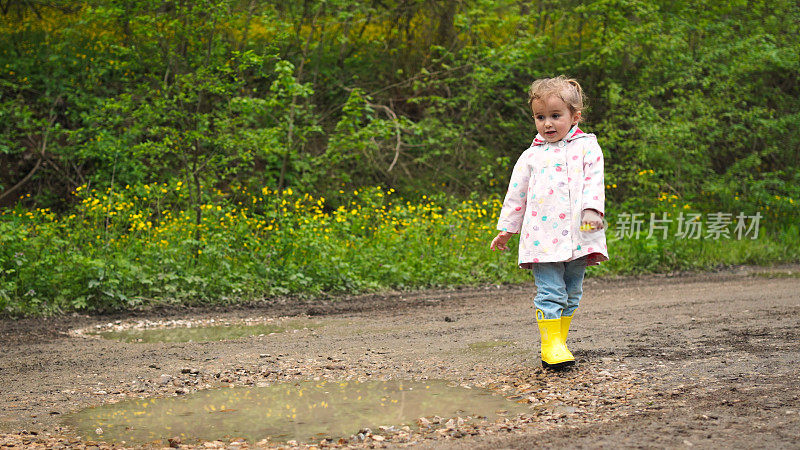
[
  {"xmin": 93, "ymin": 323, "xmax": 304, "ymax": 343},
  {"xmin": 64, "ymin": 380, "xmax": 527, "ymax": 445},
  {"xmin": 753, "ymin": 271, "xmax": 800, "ymax": 279}
]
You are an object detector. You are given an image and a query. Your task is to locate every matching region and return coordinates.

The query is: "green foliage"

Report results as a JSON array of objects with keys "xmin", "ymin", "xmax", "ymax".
[
  {"xmin": 0, "ymin": 185, "xmax": 519, "ymax": 315},
  {"xmin": 2, "ymin": 185, "xmax": 797, "ymax": 317},
  {"xmin": 3, "ymin": 0, "xmax": 799, "ymax": 203},
  {"xmin": 1, "ymin": 0, "xmax": 799, "ymax": 315}
]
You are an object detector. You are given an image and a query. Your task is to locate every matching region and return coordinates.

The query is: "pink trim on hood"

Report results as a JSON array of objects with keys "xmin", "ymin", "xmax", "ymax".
[{"xmin": 531, "ymin": 126, "xmax": 586, "ymax": 146}]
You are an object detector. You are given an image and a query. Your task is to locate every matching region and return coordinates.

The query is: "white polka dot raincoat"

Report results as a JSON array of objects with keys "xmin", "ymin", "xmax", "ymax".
[{"xmin": 496, "ymin": 126, "xmax": 609, "ymax": 269}]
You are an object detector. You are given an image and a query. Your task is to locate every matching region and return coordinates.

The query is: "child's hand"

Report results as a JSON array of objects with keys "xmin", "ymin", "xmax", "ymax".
[
  {"xmin": 581, "ymin": 209, "xmax": 604, "ymax": 231},
  {"xmin": 490, "ymin": 231, "xmax": 514, "ymax": 251}
]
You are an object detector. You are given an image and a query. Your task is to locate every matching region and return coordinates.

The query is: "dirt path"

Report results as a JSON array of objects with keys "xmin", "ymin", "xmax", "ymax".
[{"xmin": 2, "ymin": 265, "xmax": 799, "ymax": 448}]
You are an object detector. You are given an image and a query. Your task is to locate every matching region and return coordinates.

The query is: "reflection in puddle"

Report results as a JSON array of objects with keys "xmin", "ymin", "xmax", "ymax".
[
  {"xmin": 93, "ymin": 323, "xmax": 291, "ymax": 343},
  {"xmin": 64, "ymin": 380, "xmax": 527, "ymax": 444}
]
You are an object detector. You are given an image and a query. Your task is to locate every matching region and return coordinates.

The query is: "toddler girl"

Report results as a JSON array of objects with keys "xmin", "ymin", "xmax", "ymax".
[{"xmin": 490, "ymin": 76, "xmax": 608, "ymax": 370}]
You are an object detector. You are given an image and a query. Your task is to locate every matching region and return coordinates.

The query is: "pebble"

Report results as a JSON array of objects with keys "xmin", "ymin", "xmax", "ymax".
[{"xmin": 552, "ymin": 405, "xmax": 578, "ymax": 415}]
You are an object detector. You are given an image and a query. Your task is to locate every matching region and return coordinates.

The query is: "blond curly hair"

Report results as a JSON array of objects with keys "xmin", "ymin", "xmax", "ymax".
[{"xmin": 527, "ymin": 76, "xmax": 587, "ymax": 116}]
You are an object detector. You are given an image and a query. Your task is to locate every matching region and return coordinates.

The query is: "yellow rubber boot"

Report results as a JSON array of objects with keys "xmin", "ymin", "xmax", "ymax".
[
  {"xmin": 537, "ymin": 314, "xmax": 575, "ymax": 369},
  {"xmin": 561, "ymin": 314, "xmax": 573, "ymax": 347}
]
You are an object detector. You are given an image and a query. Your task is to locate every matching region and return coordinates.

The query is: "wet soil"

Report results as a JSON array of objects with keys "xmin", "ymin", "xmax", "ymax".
[{"xmin": 1, "ymin": 264, "xmax": 799, "ymax": 448}]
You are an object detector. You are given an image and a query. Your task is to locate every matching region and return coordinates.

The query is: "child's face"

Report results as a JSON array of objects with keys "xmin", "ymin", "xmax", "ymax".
[{"xmin": 531, "ymin": 95, "xmax": 581, "ymax": 143}]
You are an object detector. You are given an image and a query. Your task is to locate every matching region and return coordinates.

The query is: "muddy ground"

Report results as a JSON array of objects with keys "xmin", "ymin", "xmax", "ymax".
[{"xmin": 1, "ymin": 265, "xmax": 799, "ymax": 449}]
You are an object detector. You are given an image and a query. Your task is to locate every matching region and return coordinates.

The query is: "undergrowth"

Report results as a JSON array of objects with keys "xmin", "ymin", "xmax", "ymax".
[{"xmin": 1, "ymin": 183, "xmax": 797, "ymax": 317}]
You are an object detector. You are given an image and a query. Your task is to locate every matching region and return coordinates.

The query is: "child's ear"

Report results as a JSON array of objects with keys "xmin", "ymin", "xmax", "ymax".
[{"xmin": 572, "ymin": 111, "xmax": 582, "ymax": 126}]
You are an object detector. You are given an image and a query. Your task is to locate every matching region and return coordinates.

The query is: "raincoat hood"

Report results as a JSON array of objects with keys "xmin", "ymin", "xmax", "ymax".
[{"xmin": 531, "ymin": 126, "xmax": 589, "ymax": 147}]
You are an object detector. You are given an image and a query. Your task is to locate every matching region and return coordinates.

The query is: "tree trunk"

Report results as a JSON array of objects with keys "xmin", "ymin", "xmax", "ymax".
[{"xmin": 435, "ymin": 0, "xmax": 457, "ymax": 49}]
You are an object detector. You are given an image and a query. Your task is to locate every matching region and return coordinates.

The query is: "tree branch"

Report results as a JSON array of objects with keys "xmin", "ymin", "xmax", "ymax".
[
  {"xmin": 366, "ymin": 101, "xmax": 402, "ymax": 172},
  {"xmin": 0, "ymin": 105, "xmax": 56, "ymax": 203},
  {"xmin": 0, "ymin": 157, "xmax": 42, "ymax": 204}
]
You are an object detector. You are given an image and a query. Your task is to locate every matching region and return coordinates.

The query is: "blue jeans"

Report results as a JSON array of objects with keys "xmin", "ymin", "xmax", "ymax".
[{"xmin": 532, "ymin": 257, "xmax": 588, "ymax": 320}]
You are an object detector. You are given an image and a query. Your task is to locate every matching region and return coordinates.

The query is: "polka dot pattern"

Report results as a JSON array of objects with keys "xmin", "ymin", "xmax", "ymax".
[{"xmin": 495, "ymin": 128, "xmax": 609, "ymax": 268}]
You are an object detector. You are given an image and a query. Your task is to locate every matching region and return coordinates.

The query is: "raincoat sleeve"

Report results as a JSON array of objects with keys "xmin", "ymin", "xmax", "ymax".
[
  {"xmin": 496, "ymin": 152, "xmax": 531, "ymax": 234},
  {"xmin": 582, "ymin": 139, "xmax": 605, "ymax": 216}
]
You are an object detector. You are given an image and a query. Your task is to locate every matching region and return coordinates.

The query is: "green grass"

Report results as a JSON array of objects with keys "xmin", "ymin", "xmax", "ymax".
[{"xmin": 1, "ymin": 184, "xmax": 798, "ymax": 317}]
